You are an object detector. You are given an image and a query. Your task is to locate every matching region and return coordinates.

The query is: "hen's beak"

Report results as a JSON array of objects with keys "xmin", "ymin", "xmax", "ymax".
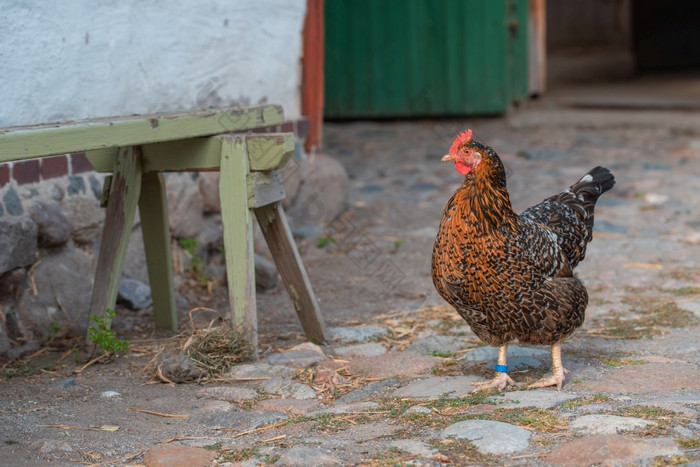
[{"xmin": 441, "ymin": 154, "xmax": 455, "ymax": 162}]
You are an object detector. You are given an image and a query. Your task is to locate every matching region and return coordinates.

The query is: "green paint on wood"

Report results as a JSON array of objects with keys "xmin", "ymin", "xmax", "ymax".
[
  {"xmin": 139, "ymin": 172, "xmax": 177, "ymax": 331},
  {"xmin": 246, "ymin": 134, "xmax": 294, "ymax": 171},
  {"xmin": 217, "ymin": 135, "xmax": 258, "ymax": 353},
  {"xmin": 0, "ymin": 105, "xmax": 284, "ymax": 162},
  {"xmin": 324, "ymin": 0, "xmax": 529, "ymax": 117}
]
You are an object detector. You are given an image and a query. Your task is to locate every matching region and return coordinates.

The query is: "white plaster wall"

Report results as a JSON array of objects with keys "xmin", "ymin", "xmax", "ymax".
[{"xmin": 0, "ymin": 0, "xmax": 306, "ymax": 127}]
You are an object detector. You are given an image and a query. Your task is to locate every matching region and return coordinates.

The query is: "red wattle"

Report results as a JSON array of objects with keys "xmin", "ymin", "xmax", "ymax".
[{"xmin": 455, "ymin": 160, "xmax": 472, "ymax": 175}]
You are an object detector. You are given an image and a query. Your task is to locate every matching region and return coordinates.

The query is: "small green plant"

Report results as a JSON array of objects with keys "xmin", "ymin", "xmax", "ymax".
[
  {"xmin": 392, "ymin": 239, "xmax": 405, "ymax": 251},
  {"xmin": 48, "ymin": 321, "xmax": 61, "ymax": 335},
  {"xmin": 188, "ymin": 255, "xmax": 204, "ymax": 273},
  {"xmin": 677, "ymin": 437, "xmax": 700, "ymax": 449},
  {"xmin": 178, "ymin": 237, "xmax": 199, "ymax": 255},
  {"xmin": 316, "ymin": 234, "xmax": 336, "ymax": 248},
  {"xmin": 88, "ymin": 309, "xmax": 130, "ymax": 354},
  {"xmin": 672, "ymin": 286, "xmax": 700, "ymax": 295},
  {"xmin": 600, "ymin": 357, "xmax": 646, "ymax": 367},
  {"xmin": 429, "ymin": 350, "xmax": 455, "ymax": 358}
]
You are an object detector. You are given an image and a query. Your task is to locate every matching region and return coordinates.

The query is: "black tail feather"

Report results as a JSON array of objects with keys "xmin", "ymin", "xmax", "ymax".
[{"xmin": 569, "ymin": 166, "xmax": 615, "ymax": 232}]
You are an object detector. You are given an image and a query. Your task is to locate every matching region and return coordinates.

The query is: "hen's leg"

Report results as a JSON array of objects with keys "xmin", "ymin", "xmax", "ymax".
[
  {"xmin": 471, "ymin": 344, "xmax": 517, "ymax": 392},
  {"xmin": 529, "ymin": 342, "xmax": 569, "ymax": 390}
]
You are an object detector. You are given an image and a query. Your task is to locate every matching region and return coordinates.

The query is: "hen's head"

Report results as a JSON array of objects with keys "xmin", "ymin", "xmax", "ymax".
[{"xmin": 442, "ymin": 129, "xmax": 482, "ymax": 175}]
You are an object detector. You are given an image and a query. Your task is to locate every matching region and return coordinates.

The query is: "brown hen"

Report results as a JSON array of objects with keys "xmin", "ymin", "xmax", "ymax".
[{"xmin": 432, "ymin": 129, "xmax": 615, "ymax": 391}]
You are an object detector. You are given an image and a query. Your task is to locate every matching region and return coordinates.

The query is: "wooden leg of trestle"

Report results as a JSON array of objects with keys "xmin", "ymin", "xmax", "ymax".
[
  {"xmin": 254, "ymin": 202, "xmax": 328, "ymax": 343},
  {"xmin": 139, "ymin": 171, "xmax": 177, "ymax": 331},
  {"xmin": 86, "ymin": 146, "xmax": 142, "ymax": 340},
  {"xmin": 218, "ymin": 135, "xmax": 258, "ymax": 353}
]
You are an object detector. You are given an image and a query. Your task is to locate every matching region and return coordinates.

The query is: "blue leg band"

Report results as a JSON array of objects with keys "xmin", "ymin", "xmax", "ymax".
[{"xmin": 495, "ymin": 364, "xmax": 508, "ymax": 373}]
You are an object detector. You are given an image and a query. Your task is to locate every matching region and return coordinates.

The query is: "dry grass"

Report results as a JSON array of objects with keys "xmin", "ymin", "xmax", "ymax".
[{"xmin": 181, "ymin": 323, "xmax": 255, "ymax": 377}]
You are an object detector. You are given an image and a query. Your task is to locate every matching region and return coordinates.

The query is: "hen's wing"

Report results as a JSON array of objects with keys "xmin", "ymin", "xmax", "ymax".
[{"xmin": 520, "ymin": 166, "xmax": 615, "ymax": 270}]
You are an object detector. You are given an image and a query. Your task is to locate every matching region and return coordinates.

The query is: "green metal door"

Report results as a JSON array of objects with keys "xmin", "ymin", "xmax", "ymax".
[{"xmin": 324, "ymin": 0, "xmax": 529, "ymax": 118}]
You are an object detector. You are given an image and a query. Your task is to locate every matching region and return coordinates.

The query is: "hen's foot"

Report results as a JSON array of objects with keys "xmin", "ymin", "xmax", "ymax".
[
  {"xmin": 529, "ymin": 368, "xmax": 569, "ymax": 391},
  {"xmin": 471, "ymin": 372, "xmax": 517, "ymax": 392}
]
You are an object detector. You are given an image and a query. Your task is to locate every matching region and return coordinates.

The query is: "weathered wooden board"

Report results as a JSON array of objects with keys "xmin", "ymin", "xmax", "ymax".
[
  {"xmin": 87, "ymin": 147, "xmax": 142, "ymax": 334},
  {"xmin": 139, "ymin": 172, "xmax": 177, "ymax": 331},
  {"xmin": 255, "ymin": 202, "xmax": 327, "ymax": 343},
  {"xmin": 0, "ymin": 105, "xmax": 283, "ymax": 162},
  {"xmin": 246, "ymin": 134, "xmax": 294, "ymax": 171},
  {"xmin": 217, "ymin": 135, "xmax": 258, "ymax": 353}
]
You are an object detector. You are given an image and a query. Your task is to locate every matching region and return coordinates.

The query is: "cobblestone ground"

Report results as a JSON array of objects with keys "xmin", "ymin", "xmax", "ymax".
[{"xmin": 1, "ymin": 103, "xmax": 700, "ymax": 466}]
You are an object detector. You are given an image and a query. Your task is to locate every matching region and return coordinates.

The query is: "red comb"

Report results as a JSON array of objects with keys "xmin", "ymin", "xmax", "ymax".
[{"xmin": 449, "ymin": 129, "xmax": 473, "ymax": 154}]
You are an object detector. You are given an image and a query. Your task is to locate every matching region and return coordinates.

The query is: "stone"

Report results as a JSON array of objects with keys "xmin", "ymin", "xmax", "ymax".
[
  {"xmin": 546, "ymin": 434, "xmax": 680, "ymax": 467},
  {"xmin": 266, "ymin": 342, "xmax": 326, "ymax": 369},
  {"xmin": 311, "ymin": 401, "xmax": 380, "ymax": 416},
  {"xmin": 258, "ymin": 398, "xmax": 319, "ymax": 414},
  {"xmin": 196, "ymin": 386, "xmax": 258, "ymax": 403},
  {"xmin": 346, "ymin": 352, "xmax": 441, "ymax": 379},
  {"xmin": 8, "ymin": 245, "xmax": 93, "ymax": 338},
  {"xmin": 576, "ymin": 362, "xmax": 700, "ymax": 392},
  {"xmin": 390, "ymin": 439, "xmax": 437, "ymax": 458},
  {"xmin": 335, "ymin": 378, "xmax": 401, "ymax": 404},
  {"xmin": 226, "ymin": 362, "xmax": 294, "ymax": 380},
  {"xmin": 195, "ymin": 409, "xmax": 287, "ymax": 430},
  {"xmin": 677, "ymin": 300, "xmax": 700, "ymax": 318},
  {"xmin": 67, "ymin": 175, "xmax": 86, "ymax": 195},
  {"xmin": 197, "ymin": 400, "xmax": 232, "ymax": 413},
  {"xmin": 404, "ymin": 335, "xmax": 463, "ymax": 356},
  {"xmin": 122, "ymin": 223, "xmax": 149, "ymax": 284},
  {"xmin": 392, "ymin": 376, "xmax": 486, "ymax": 399},
  {"xmin": 28, "ymin": 200, "xmax": 72, "ymax": 247},
  {"xmin": 441, "ymin": 420, "xmax": 531, "ymax": 455},
  {"xmin": 327, "ymin": 325, "xmax": 388, "ymax": 343},
  {"xmin": 262, "ymin": 376, "xmax": 317, "ymax": 400},
  {"xmin": 3, "ymin": 187, "xmax": 24, "ymax": 215},
  {"xmin": 166, "ymin": 173, "xmax": 204, "ymax": 238},
  {"xmin": 314, "ymin": 360, "xmax": 350, "ymax": 386},
  {"xmin": 460, "ymin": 345, "xmax": 549, "ymax": 362},
  {"xmin": 404, "ymin": 405, "xmax": 432, "ymax": 415},
  {"xmin": 569, "ymin": 414, "xmax": 653, "ymax": 435},
  {"xmin": 156, "ymin": 353, "xmax": 206, "ymax": 383},
  {"xmin": 117, "ymin": 278, "xmax": 152, "ymax": 310},
  {"xmin": 332, "ymin": 342, "xmax": 387, "ymax": 359},
  {"xmin": 333, "ymin": 421, "xmax": 402, "ymax": 441},
  {"xmin": 493, "ymin": 390, "xmax": 578, "ymax": 409},
  {"xmin": 287, "ymin": 154, "xmax": 349, "ymax": 226},
  {"xmin": 32, "ymin": 439, "xmax": 74, "ymax": 456},
  {"xmin": 274, "ymin": 446, "xmax": 341, "ymax": 466},
  {"xmin": 0, "ymin": 217, "xmax": 37, "ymax": 273},
  {"xmin": 144, "ymin": 444, "xmax": 216, "ymax": 467},
  {"xmin": 255, "ymin": 254, "xmax": 278, "ymax": 291},
  {"xmin": 50, "ymin": 377, "xmax": 77, "ymax": 389},
  {"xmin": 64, "ymin": 196, "xmax": 104, "ymax": 246},
  {"xmin": 197, "ymin": 172, "xmax": 221, "ymax": 214}
]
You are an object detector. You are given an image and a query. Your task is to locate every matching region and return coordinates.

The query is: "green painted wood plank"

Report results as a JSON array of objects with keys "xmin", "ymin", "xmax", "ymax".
[
  {"xmin": 139, "ymin": 172, "xmax": 177, "ymax": 331},
  {"xmin": 246, "ymin": 134, "xmax": 294, "ymax": 172},
  {"xmin": 0, "ymin": 105, "xmax": 283, "ymax": 162},
  {"xmin": 87, "ymin": 133, "xmax": 293, "ymax": 174},
  {"xmin": 87, "ymin": 146, "xmax": 142, "ymax": 336},
  {"xmin": 254, "ymin": 203, "xmax": 328, "ymax": 343},
  {"xmin": 217, "ymin": 135, "xmax": 258, "ymax": 353}
]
